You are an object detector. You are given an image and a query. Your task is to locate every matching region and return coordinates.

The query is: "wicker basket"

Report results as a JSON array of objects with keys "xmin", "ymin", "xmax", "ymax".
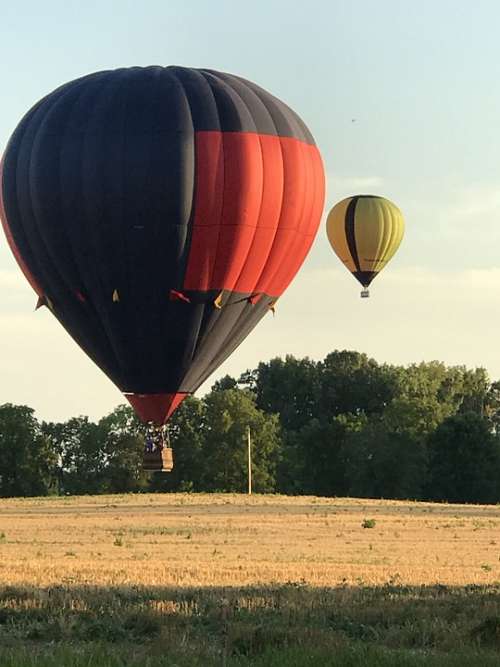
[{"xmin": 142, "ymin": 447, "xmax": 174, "ymax": 472}]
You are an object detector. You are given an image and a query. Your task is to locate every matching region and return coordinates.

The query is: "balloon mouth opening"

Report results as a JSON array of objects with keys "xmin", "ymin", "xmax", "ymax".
[{"xmin": 124, "ymin": 392, "xmax": 188, "ymax": 424}]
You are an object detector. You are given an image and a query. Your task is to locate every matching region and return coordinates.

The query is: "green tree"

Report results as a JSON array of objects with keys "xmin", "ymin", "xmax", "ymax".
[
  {"xmin": 0, "ymin": 404, "xmax": 58, "ymax": 497},
  {"xmin": 318, "ymin": 350, "xmax": 399, "ymax": 418},
  {"xmin": 200, "ymin": 389, "xmax": 282, "ymax": 492},
  {"xmin": 484, "ymin": 380, "xmax": 500, "ymax": 432},
  {"xmin": 285, "ymin": 416, "xmax": 353, "ymax": 497},
  {"xmin": 240, "ymin": 356, "xmax": 320, "ymax": 432},
  {"xmin": 211, "ymin": 375, "xmax": 239, "ymax": 392},
  {"xmin": 98, "ymin": 405, "xmax": 148, "ymax": 493},
  {"xmin": 457, "ymin": 367, "xmax": 490, "ymax": 415},
  {"xmin": 342, "ymin": 422, "xmax": 427, "ymax": 500},
  {"xmin": 51, "ymin": 416, "xmax": 107, "ymax": 494},
  {"xmin": 427, "ymin": 412, "xmax": 500, "ymax": 503},
  {"xmin": 387, "ymin": 363, "xmax": 490, "ymax": 437}
]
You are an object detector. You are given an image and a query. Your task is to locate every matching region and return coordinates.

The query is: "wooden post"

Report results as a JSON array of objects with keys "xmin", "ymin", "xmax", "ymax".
[{"xmin": 247, "ymin": 425, "xmax": 252, "ymax": 495}]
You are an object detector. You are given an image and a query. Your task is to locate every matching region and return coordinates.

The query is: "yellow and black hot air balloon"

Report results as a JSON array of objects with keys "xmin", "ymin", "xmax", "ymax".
[{"xmin": 326, "ymin": 195, "xmax": 404, "ymax": 297}]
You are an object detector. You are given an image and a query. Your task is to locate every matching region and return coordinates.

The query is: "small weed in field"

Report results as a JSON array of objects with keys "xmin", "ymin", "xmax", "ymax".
[
  {"xmin": 362, "ymin": 519, "xmax": 376, "ymax": 529},
  {"xmin": 113, "ymin": 536, "xmax": 123, "ymax": 547},
  {"xmin": 0, "ymin": 532, "xmax": 5, "ymax": 542},
  {"xmin": 481, "ymin": 564, "xmax": 492, "ymax": 572}
]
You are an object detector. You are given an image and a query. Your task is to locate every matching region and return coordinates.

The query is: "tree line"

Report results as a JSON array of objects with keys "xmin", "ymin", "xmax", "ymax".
[{"xmin": 1, "ymin": 350, "xmax": 500, "ymax": 503}]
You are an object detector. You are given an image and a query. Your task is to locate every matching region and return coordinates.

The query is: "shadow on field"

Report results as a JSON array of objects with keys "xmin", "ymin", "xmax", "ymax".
[{"xmin": 1, "ymin": 582, "xmax": 500, "ymax": 662}]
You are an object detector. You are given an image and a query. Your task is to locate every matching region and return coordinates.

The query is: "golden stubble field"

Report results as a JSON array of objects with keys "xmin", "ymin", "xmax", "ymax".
[{"xmin": 1, "ymin": 493, "xmax": 500, "ymax": 588}]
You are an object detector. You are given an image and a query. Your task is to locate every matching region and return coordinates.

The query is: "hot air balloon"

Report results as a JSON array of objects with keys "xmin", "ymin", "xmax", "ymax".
[
  {"xmin": 0, "ymin": 66, "xmax": 325, "ymax": 470},
  {"xmin": 326, "ymin": 195, "xmax": 404, "ymax": 298}
]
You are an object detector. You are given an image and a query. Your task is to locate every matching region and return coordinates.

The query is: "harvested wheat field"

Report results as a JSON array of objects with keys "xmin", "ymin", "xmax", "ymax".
[
  {"xmin": 2, "ymin": 494, "xmax": 500, "ymax": 666},
  {"xmin": 1, "ymin": 493, "xmax": 500, "ymax": 587}
]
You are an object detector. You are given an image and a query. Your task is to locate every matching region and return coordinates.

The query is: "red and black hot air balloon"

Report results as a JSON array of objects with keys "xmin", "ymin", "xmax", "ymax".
[{"xmin": 0, "ymin": 66, "xmax": 325, "ymax": 451}]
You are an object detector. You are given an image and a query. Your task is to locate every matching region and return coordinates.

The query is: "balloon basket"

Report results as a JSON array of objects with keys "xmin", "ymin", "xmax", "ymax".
[
  {"xmin": 360, "ymin": 289, "xmax": 370, "ymax": 298},
  {"xmin": 142, "ymin": 447, "xmax": 174, "ymax": 473}
]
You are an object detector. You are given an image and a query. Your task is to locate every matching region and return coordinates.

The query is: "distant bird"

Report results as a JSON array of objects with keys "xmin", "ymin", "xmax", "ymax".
[{"xmin": 351, "ymin": 118, "xmax": 357, "ymax": 123}]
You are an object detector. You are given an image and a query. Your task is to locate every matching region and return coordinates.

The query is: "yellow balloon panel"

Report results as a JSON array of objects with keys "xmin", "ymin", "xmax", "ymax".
[{"xmin": 326, "ymin": 197, "xmax": 357, "ymax": 272}]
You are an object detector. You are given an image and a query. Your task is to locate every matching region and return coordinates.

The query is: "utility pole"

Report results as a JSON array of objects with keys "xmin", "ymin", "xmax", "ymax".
[{"xmin": 247, "ymin": 425, "xmax": 252, "ymax": 495}]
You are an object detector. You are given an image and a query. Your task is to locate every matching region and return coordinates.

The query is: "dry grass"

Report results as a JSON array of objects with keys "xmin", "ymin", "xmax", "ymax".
[
  {"xmin": 2, "ymin": 495, "xmax": 500, "ymax": 664},
  {"xmin": 1, "ymin": 493, "xmax": 500, "ymax": 588}
]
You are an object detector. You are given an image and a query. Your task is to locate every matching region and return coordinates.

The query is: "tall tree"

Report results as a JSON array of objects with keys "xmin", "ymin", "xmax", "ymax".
[
  {"xmin": 484, "ymin": 380, "xmax": 500, "ymax": 432},
  {"xmin": 286, "ymin": 416, "xmax": 353, "ymax": 497},
  {"xmin": 387, "ymin": 363, "xmax": 490, "ymax": 436},
  {"xmin": 52, "ymin": 416, "xmax": 107, "ymax": 494},
  {"xmin": 318, "ymin": 350, "xmax": 399, "ymax": 418},
  {"xmin": 0, "ymin": 404, "xmax": 57, "ymax": 497},
  {"xmin": 342, "ymin": 422, "xmax": 427, "ymax": 500},
  {"xmin": 240, "ymin": 356, "xmax": 320, "ymax": 432},
  {"xmin": 98, "ymin": 405, "xmax": 148, "ymax": 493},
  {"xmin": 211, "ymin": 375, "xmax": 239, "ymax": 392},
  {"xmin": 200, "ymin": 389, "xmax": 282, "ymax": 492},
  {"xmin": 427, "ymin": 412, "xmax": 500, "ymax": 504}
]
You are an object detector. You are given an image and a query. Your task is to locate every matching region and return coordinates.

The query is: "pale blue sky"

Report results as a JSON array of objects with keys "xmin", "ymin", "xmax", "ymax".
[{"xmin": 2, "ymin": 1, "xmax": 500, "ymax": 421}]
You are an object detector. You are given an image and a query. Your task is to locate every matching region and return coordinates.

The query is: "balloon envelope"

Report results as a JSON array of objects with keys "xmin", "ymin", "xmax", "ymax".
[
  {"xmin": 0, "ymin": 66, "xmax": 325, "ymax": 423},
  {"xmin": 326, "ymin": 195, "xmax": 404, "ymax": 290}
]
